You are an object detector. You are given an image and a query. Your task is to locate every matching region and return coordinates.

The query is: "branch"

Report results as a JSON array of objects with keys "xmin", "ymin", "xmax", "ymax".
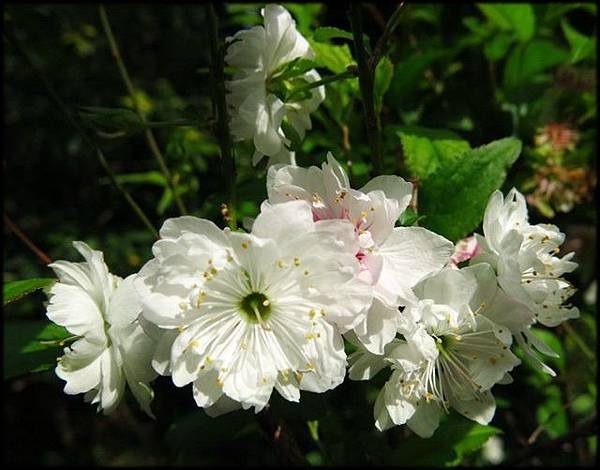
[
  {"xmin": 99, "ymin": 5, "xmax": 188, "ymax": 216},
  {"xmin": 370, "ymin": 2, "xmax": 406, "ymax": 69},
  {"xmin": 501, "ymin": 416, "xmax": 597, "ymax": 466},
  {"xmin": 3, "ymin": 26, "xmax": 159, "ymax": 239},
  {"xmin": 4, "ymin": 213, "xmax": 53, "ymax": 265},
  {"xmin": 255, "ymin": 406, "xmax": 307, "ymax": 466},
  {"xmin": 207, "ymin": 3, "xmax": 237, "ymax": 229},
  {"xmin": 349, "ymin": 2, "xmax": 383, "ymax": 176}
]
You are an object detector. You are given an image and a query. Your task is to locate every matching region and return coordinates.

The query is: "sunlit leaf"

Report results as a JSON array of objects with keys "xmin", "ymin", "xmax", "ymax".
[{"xmin": 3, "ymin": 279, "xmax": 55, "ymax": 306}]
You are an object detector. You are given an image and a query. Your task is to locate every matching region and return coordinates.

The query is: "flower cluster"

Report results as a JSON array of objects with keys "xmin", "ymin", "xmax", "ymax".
[
  {"xmin": 44, "ymin": 4, "xmax": 579, "ymax": 438},
  {"xmin": 226, "ymin": 4, "xmax": 325, "ymax": 167}
]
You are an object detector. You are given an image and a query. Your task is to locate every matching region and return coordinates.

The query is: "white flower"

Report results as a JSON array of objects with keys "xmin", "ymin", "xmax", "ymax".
[
  {"xmin": 472, "ymin": 188, "xmax": 579, "ymax": 374},
  {"xmin": 226, "ymin": 4, "xmax": 325, "ymax": 166},
  {"xmin": 135, "ymin": 200, "xmax": 371, "ymax": 414},
  {"xmin": 46, "ymin": 241, "xmax": 157, "ymax": 416},
  {"xmin": 356, "ymin": 264, "xmax": 519, "ymax": 437},
  {"xmin": 267, "ymin": 152, "xmax": 454, "ymax": 353}
]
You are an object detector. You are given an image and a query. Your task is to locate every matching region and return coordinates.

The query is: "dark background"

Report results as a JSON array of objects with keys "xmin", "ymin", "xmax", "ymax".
[{"xmin": 3, "ymin": 3, "xmax": 596, "ymax": 465}]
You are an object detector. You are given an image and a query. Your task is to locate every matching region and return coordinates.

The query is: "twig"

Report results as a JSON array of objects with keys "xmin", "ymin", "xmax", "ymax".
[
  {"xmin": 3, "ymin": 27, "xmax": 159, "ymax": 239},
  {"xmin": 364, "ymin": 4, "xmax": 387, "ymax": 31},
  {"xmin": 255, "ymin": 405, "xmax": 307, "ymax": 466},
  {"xmin": 4, "ymin": 213, "xmax": 53, "ymax": 265},
  {"xmin": 207, "ymin": 3, "xmax": 237, "ymax": 230},
  {"xmin": 501, "ymin": 416, "xmax": 597, "ymax": 466},
  {"xmin": 561, "ymin": 322, "xmax": 595, "ymax": 361},
  {"xmin": 370, "ymin": 2, "xmax": 406, "ymax": 69},
  {"xmin": 99, "ymin": 5, "xmax": 188, "ymax": 216},
  {"xmin": 349, "ymin": 2, "xmax": 383, "ymax": 176}
]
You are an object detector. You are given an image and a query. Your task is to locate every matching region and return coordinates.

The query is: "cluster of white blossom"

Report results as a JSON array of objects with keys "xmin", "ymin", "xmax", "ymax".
[
  {"xmin": 45, "ymin": 4, "xmax": 579, "ymax": 438},
  {"xmin": 225, "ymin": 4, "xmax": 325, "ymax": 167}
]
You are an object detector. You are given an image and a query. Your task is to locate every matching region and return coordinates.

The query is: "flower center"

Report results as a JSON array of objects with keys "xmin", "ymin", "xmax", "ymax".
[
  {"xmin": 239, "ymin": 292, "xmax": 272, "ymax": 324},
  {"xmin": 436, "ymin": 334, "xmax": 456, "ymax": 353}
]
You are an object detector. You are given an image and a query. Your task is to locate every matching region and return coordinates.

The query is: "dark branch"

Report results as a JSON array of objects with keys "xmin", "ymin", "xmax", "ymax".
[
  {"xmin": 501, "ymin": 415, "xmax": 597, "ymax": 466},
  {"xmin": 256, "ymin": 406, "xmax": 307, "ymax": 466}
]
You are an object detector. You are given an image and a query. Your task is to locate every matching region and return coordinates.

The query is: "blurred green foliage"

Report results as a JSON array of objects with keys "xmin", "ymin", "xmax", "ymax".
[{"xmin": 3, "ymin": 2, "xmax": 596, "ymax": 466}]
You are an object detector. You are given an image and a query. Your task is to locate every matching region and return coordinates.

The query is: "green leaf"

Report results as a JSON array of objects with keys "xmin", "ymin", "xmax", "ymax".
[
  {"xmin": 281, "ymin": 118, "xmax": 303, "ymax": 152},
  {"xmin": 483, "ymin": 32, "xmax": 515, "ymax": 61},
  {"xmin": 313, "ymin": 26, "xmax": 354, "ymax": 43},
  {"xmin": 477, "ymin": 4, "xmax": 536, "ymax": 42},
  {"xmin": 561, "ymin": 20, "xmax": 596, "ymax": 63},
  {"xmin": 77, "ymin": 105, "xmax": 145, "ymax": 138},
  {"xmin": 502, "ymin": 39, "xmax": 569, "ymax": 101},
  {"xmin": 309, "ymin": 39, "xmax": 356, "ymax": 75},
  {"xmin": 112, "ymin": 171, "xmax": 167, "ymax": 187},
  {"xmin": 396, "ymin": 125, "xmax": 471, "ymax": 180},
  {"xmin": 272, "ymin": 57, "xmax": 320, "ymax": 82},
  {"xmin": 3, "ymin": 278, "xmax": 55, "ymax": 306},
  {"xmin": 419, "ymin": 137, "xmax": 522, "ymax": 242},
  {"xmin": 3, "ymin": 321, "xmax": 70, "ymax": 379},
  {"xmin": 398, "ymin": 207, "xmax": 424, "ymax": 226},
  {"xmin": 374, "ymin": 56, "xmax": 394, "ymax": 114},
  {"xmin": 389, "ymin": 413, "xmax": 500, "ymax": 466}
]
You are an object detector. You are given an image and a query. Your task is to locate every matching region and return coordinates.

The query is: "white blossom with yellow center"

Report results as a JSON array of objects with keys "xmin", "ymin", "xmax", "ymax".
[
  {"xmin": 349, "ymin": 264, "xmax": 520, "ymax": 437},
  {"xmin": 135, "ymin": 201, "xmax": 371, "ymax": 414}
]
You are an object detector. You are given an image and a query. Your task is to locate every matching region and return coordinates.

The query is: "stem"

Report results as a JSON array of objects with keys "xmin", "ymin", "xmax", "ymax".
[
  {"xmin": 502, "ymin": 416, "xmax": 596, "ymax": 466},
  {"xmin": 207, "ymin": 3, "xmax": 237, "ymax": 230},
  {"xmin": 95, "ymin": 149, "xmax": 159, "ymax": 239},
  {"xmin": 4, "ymin": 213, "xmax": 53, "ymax": 265},
  {"xmin": 98, "ymin": 5, "xmax": 188, "ymax": 216},
  {"xmin": 349, "ymin": 2, "xmax": 383, "ymax": 176},
  {"xmin": 370, "ymin": 2, "xmax": 406, "ymax": 69},
  {"xmin": 3, "ymin": 27, "xmax": 159, "ymax": 239},
  {"xmin": 286, "ymin": 68, "xmax": 357, "ymax": 101},
  {"xmin": 561, "ymin": 322, "xmax": 594, "ymax": 361},
  {"xmin": 256, "ymin": 406, "xmax": 307, "ymax": 466}
]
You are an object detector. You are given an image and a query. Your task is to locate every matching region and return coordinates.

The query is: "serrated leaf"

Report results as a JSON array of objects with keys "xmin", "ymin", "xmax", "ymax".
[
  {"xmin": 3, "ymin": 278, "xmax": 55, "ymax": 306},
  {"xmin": 396, "ymin": 126, "xmax": 471, "ymax": 180},
  {"xmin": 389, "ymin": 413, "xmax": 500, "ymax": 466},
  {"xmin": 3, "ymin": 321, "xmax": 70, "ymax": 379},
  {"xmin": 308, "ymin": 39, "xmax": 355, "ymax": 75},
  {"xmin": 419, "ymin": 137, "xmax": 522, "ymax": 242},
  {"xmin": 313, "ymin": 26, "xmax": 354, "ymax": 43},
  {"xmin": 477, "ymin": 4, "xmax": 535, "ymax": 42},
  {"xmin": 374, "ymin": 56, "xmax": 394, "ymax": 114}
]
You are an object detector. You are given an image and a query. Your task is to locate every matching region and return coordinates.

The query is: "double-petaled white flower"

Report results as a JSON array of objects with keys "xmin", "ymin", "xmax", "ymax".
[
  {"xmin": 472, "ymin": 188, "xmax": 579, "ymax": 375},
  {"xmin": 46, "ymin": 242, "xmax": 157, "ymax": 416},
  {"xmin": 267, "ymin": 152, "xmax": 454, "ymax": 354},
  {"xmin": 135, "ymin": 200, "xmax": 371, "ymax": 415},
  {"xmin": 349, "ymin": 264, "xmax": 520, "ymax": 437},
  {"xmin": 226, "ymin": 4, "xmax": 325, "ymax": 166}
]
